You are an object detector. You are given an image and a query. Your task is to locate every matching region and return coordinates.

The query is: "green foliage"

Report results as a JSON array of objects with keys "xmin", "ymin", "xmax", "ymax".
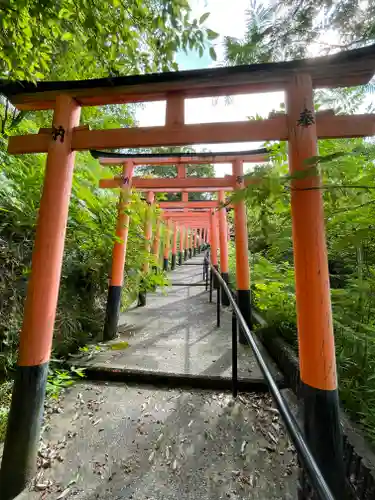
[
  {"xmin": 46, "ymin": 366, "xmax": 86, "ymax": 399},
  {"xmin": 223, "ymin": 5, "xmax": 375, "ymax": 440},
  {"xmin": 223, "ymin": 0, "xmax": 375, "ymax": 69},
  {"xmin": 0, "ymin": 381, "xmax": 12, "ymax": 441},
  {"xmin": 0, "ymin": 0, "xmax": 216, "ymax": 81},
  {"xmin": 227, "ymin": 135, "xmax": 375, "ymax": 443}
]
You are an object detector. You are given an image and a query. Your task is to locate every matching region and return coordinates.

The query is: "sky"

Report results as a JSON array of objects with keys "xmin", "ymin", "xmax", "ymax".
[{"xmin": 136, "ymin": 0, "xmax": 285, "ymax": 177}]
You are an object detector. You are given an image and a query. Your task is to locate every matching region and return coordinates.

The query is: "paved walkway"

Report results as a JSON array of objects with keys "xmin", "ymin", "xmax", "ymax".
[
  {"xmin": 14, "ymin": 256, "xmax": 298, "ymax": 499},
  {"xmin": 76, "ymin": 255, "xmax": 283, "ymax": 390},
  {"xmin": 20, "ymin": 384, "xmax": 297, "ymax": 499}
]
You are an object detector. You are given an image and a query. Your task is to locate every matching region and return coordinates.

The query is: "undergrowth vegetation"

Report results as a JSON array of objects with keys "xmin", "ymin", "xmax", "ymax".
[
  {"xmin": 228, "ymin": 135, "xmax": 375, "ymax": 444},
  {"xmin": 0, "ymin": 144, "xmax": 168, "ymax": 377}
]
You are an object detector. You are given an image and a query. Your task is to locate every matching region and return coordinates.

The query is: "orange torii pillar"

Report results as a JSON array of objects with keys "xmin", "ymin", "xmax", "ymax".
[
  {"xmin": 104, "ymin": 161, "xmax": 134, "ymax": 341},
  {"xmin": 287, "ymin": 74, "xmax": 344, "ymax": 497},
  {"xmin": 179, "ymin": 225, "xmax": 185, "ymax": 265},
  {"xmin": 189, "ymin": 228, "xmax": 193, "ymax": 258},
  {"xmin": 203, "ymin": 226, "xmax": 208, "ymax": 246},
  {"xmin": 196, "ymin": 228, "xmax": 201, "ymax": 253},
  {"xmin": 210, "ymin": 210, "xmax": 219, "ymax": 289},
  {"xmin": 184, "ymin": 226, "xmax": 189, "ymax": 261},
  {"xmin": 0, "ymin": 96, "xmax": 81, "ymax": 500},
  {"xmin": 232, "ymin": 159, "xmax": 251, "ymax": 344},
  {"xmin": 171, "ymin": 222, "xmax": 178, "ymax": 270},
  {"xmin": 200, "ymin": 227, "xmax": 204, "ymax": 250},
  {"xmin": 201, "ymin": 226, "xmax": 207, "ymax": 250},
  {"xmin": 218, "ymin": 191, "xmax": 230, "ymax": 306},
  {"xmin": 138, "ymin": 191, "xmax": 154, "ymax": 307},
  {"xmin": 163, "ymin": 219, "xmax": 171, "ymax": 271},
  {"xmin": 193, "ymin": 229, "xmax": 197, "ymax": 256},
  {"xmin": 152, "ymin": 216, "xmax": 161, "ymax": 272}
]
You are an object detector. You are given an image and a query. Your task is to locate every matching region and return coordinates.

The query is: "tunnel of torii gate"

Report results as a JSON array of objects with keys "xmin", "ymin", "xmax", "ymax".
[
  {"xmin": 1, "ymin": 44, "xmax": 375, "ymax": 500},
  {"xmin": 92, "ymin": 147, "xmax": 269, "ymax": 339}
]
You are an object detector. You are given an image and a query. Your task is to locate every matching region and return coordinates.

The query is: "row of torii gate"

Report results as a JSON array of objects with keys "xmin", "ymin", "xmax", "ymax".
[
  {"xmin": 92, "ymin": 148, "xmax": 268, "ymax": 341},
  {"xmin": 1, "ymin": 44, "xmax": 375, "ymax": 499}
]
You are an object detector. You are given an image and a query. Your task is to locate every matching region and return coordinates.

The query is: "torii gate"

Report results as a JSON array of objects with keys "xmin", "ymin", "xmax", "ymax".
[
  {"xmin": 95, "ymin": 148, "xmax": 266, "ymax": 320},
  {"xmin": 1, "ymin": 45, "xmax": 375, "ymax": 499},
  {"xmin": 97, "ymin": 165, "xmax": 233, "ymax": 336}
]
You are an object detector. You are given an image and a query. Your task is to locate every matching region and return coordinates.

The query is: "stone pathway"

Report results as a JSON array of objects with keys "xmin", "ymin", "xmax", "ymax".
[
  {"xmin": 75, "ymin": 255, "xmax": 282, "ymax": 388},
  {"xmin": 14, "ymin": 255, "xmax": 298, "ymax": 499},
  {"xmin": 20, "ymin": 383, "xmax": 298, "ymax": 499}
]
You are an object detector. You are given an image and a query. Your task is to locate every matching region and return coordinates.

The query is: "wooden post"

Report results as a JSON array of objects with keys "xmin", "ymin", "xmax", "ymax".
[
  {"xmin": 0, "ymin": 96, "xmax": 81, "ymax": 500},
  {"xmin": 210, "ymin": 210, "xmax": 219, "ymax": 289},
  {"xmin": 163, "ymin": 219, "xmax": 171, "ymax": 271},
  {"xmin": 232, "ymin": 159, "xmax": 251, "ymax": 344},
  {"xmin": 171, "ymin": 222, "xmax": 178, "ymax": 270},
  {"xmin": 138, "ymin": 191, "xmax": 154, "ymax": 307},
  {"xmin": 103, "ymin": 161, "xmax": 134, "ymax": 341},
  {"xmin": 218, "ymin": 190, "xmax": 230, "ymax": 306},
  {"xmin": 286, "ymin": 74, "xmax": 345, "ymax": 498}
]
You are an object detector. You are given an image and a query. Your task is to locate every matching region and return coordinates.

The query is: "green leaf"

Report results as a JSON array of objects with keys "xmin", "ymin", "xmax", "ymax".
[
  {"xmin": 199, "ymin": 12, "xmax": 210, "ymax": 24},
  {"xmin": 110, "ymin": 341, "xmax": 130, "ymax": 350},
  {"xmin": 206, "ymin": 29, "xmax": 219, "ymax": 40},
  {"xmin": 61, "ymin": 32, "xmax": 74, "ymax": 41},
  {"xmin": 209, "ymin": 46, "xmax": 217, "ymax": 61}
]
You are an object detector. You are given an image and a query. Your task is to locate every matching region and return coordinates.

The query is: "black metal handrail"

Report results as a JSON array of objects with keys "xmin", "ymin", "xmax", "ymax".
[{"xmin": 210, "ymin": 263, "xmax": 335, "ymax": 500}]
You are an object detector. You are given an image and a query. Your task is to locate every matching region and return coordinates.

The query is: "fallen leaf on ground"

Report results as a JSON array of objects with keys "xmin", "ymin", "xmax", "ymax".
[
  {"xmin": 57, "ymin": 487, "xmax": 72, "ymax": 499},
  {"xmin": 110, "ymin": 341, "xmax": 130, "ymax": 350}
]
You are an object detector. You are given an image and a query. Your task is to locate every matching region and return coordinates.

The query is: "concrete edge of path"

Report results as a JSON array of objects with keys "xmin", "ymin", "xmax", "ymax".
[{"xmin": 78, "ymin": 365, "xmax": 286, "ymax": 393}]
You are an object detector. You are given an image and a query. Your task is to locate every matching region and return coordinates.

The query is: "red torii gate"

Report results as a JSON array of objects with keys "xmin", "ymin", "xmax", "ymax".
[
  {"xmin": 1, "ymin": 45, "xmax": 375, "ymax": 499},
  {"xmin": 95, "ymin": 148, "xmax": 263, "ymax": 318}
]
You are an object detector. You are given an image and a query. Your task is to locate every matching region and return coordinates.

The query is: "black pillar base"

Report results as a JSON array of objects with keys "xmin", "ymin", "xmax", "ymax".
[
  {"xmin": 237, "ymin": 289, "xmax": 251, "ymax": 345},
  {"xmin": 302, "ymin": 382, "xmax": 346, "ymax": 498},
  {"xmin": 163, "ymin": 258, "xmax": 168, "ymax": 271},
  {"xmin": 193, "ymin": 247, "xmax": 196, "ymax": 256},
  {"xmin": 221, "ymin": 272, "xmax": 230, "ymax": 306},
  {"xmin": 103, "ymin": 285, "xmax": 122, "ymax": 340},
  {"xmin": 171, "ymin": 254, "xmax": 176, "ymax": 270},
  {"xmin": 184, "ymin": 249, "xmax": 188, "ymax": 261},
  {"xmin": 189, "ymin": 248, "xmax": 192, "ymax": 259},
  {"xmin": 138, "ymin": 292, "xmax": 146, "ymax": 307},
  {"xmin": 178, "ymin": 252, "xmax": 183, "ymax": 266},
  {"xmin": 0, "ymin": 363, "xmax": 48, "ymax": 500}
]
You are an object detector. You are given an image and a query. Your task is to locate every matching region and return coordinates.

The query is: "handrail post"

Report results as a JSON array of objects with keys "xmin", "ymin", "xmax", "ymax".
[
  {"xmin": 231, "ymin": 292, "xmax": 238, "ymax": 398},
  {"xmin": 209, "ymin": 268, "xmax": 213, "ymax": 303},
  {"xmin": 205, "ymin": 252, "xmax": 209, "ymax": 291},
  {"xmin": 216, "ymin": 285, "xmax": 221, "ymax": 327},
  {"xmin": 286, "ymin": 74, "xmax": 345, "ymax": 499}
]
